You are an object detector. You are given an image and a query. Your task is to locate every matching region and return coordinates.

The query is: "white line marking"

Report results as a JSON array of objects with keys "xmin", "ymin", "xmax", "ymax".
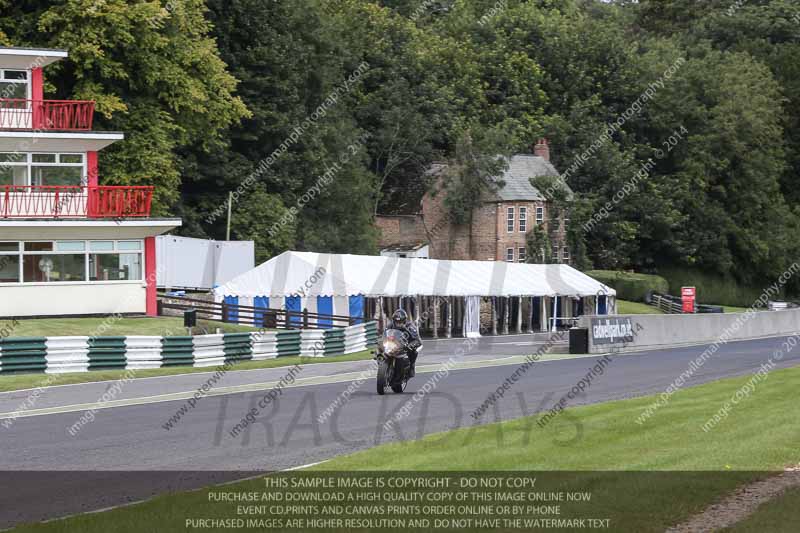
[{"xmin": 0, "ymin": 353, "xmax": 614, "ymax": 421}]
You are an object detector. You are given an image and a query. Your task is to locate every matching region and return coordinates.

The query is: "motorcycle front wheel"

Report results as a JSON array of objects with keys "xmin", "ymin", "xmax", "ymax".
[
  {"xmin": 377, "ymin": 359, "xmax": 391, "ymax": 395},
  {"xmin": 391, "ymin": 360, "xmax": 408, "ymax": 393}
]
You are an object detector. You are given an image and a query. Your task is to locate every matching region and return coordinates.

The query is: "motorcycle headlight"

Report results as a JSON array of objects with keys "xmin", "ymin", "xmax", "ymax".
[{"xmin": 383, "ymin": 340, "xmax": 399, "ymax": 353}]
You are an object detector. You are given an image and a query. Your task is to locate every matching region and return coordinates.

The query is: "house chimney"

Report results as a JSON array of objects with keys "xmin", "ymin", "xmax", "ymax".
[{"xmin": 533, "ymin": 138, "xmax": 550, "ymax": 161}]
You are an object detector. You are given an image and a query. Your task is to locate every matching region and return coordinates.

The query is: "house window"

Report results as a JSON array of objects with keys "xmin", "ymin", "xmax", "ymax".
[
  {"xmin": 552, "ymin": 245, "xmax": 559, "ymax": 263},
  {"xmin": 519, "ymin": 207, "xmax": 527, "ymax": 232},
  {"xmin": 536, "ymin": 206, "xmax": 544, "ymax": 224},
  {"xmin": 563, "ymin": 247, "xmax": 570, "ymax": 263},
  {"xmin": 0, "ymin": 153, "xmax": 86, "ymax": 187},
  {"xmin": 0, "ymin": 69, "xmax": 28, "ymax": 103},
  {"xmin": 518, "ymin": 247, "xmax": 526, "ymax": 262},
  {"xmin": 506, "ymin": 207, "xmax": 515, "ymax": 233},
  {"xmin": 506, "ymin": 248, "xmax": 514, "ymax": 262},
  {"xmin": 0, "ymin": 240, "xmax": 144, "ymax": 284}
]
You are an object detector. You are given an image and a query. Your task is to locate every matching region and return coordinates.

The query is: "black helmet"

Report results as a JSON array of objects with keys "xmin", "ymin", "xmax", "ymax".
[{"xmin": 392, "ymin": 309, "xmax": 408, "ymax": 327}]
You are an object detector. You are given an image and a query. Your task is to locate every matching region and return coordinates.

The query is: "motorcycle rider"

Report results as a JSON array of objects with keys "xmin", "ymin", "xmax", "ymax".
[{"xmin": 387, "ymin": 308, "xmax": 421, "ymax": 377}]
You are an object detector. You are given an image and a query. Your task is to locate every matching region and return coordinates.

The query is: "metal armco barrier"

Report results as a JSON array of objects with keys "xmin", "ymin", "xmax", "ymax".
[{"xmin": 0, "ymin": 322, "xmax": 378, "ymax": 375}]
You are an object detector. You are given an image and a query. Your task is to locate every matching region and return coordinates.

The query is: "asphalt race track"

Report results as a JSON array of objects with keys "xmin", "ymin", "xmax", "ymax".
[{"xmin": 1, "ymin": 335, "xmax": 798, "ymax": 529}]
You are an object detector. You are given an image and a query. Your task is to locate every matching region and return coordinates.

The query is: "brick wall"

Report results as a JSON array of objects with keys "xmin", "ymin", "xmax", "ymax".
[
  {"xmin": 376, "ymin": 192, "xmax": 569, "ymax": 263},
  {"xmin": 493, "ymin": 201, "xmax": 551, "ymax": 262},
  {"xmin": 375, "ymin": 215, "xmax": 426, "ymax": 248}
]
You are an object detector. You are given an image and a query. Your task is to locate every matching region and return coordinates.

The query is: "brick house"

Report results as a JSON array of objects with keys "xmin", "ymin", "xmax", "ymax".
[{"xmin": 376, "ymin": 139, "xmax": 570, "ymax": 264}]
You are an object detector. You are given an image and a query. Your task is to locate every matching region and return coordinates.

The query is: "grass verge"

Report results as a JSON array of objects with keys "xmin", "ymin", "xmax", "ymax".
[
  {"xmin": 723, "ymin": 486, "xmax": 800, "ymax": 532},
  {"xmin": 2, "ymin": 317, "xmax": 256, "ymax": 337},
  {"xmin": 0, "ymin": 350, "xmax": 374, "ymax": 393},
  {"xmin": 10, "ymin": 364, "xmax": 800, "ymax": 532},
  {"xmin": 617, "ymin": 299, "xmax": 663, "ymax": 314}
]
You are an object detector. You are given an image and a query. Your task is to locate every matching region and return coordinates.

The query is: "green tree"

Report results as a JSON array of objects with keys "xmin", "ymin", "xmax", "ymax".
[{"xmin": 0, "ymin": 0, "xmax": 249, "ymax": 214}]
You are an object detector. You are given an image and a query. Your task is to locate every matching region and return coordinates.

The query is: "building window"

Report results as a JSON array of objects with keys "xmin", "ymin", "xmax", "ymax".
[
  {"xmin": 0, "ymin": 240, "xmax": 144, "ymax": 284},
  {"xmin": 506, "ymin": 207, "xmax": 515, "ymax": 233},
  {"xmin": 552, "ymin": 245, "xmax": 560, "ymax": 263},
  {"xmin": 536, "ymin": 206, "xmax": 544, "ymax": 224},
  {"xmin": 518, "ymin": 247, "xmax": 526, "ymax": 262},
  {"xmin": 24, "ymin": 254, "xmax": 85, "ymax": 282},
  {"xmin": 90, "ymin": 253, "xmax": 142, "ymax": 281},
  {"xmin": 506, "ymin": 248, "xmax": 514, "ymax": 262},
  {"xmin": 0, "ymin": 69, "xmax": 28, "ymax": 103},
  {"xmin": 519, "ymin": 207, "xmax": 527, "ymax": 232},
  {"xmin": 0, "ymin": 242, "xmax": 20, "ymax": 283},
  {"xmin": 0, "ymin": 152, "xmax": 86, "ymax": 187},
  {"xmin": 563, "ymin": 247, "xmax": 570, "ymax": 263}
]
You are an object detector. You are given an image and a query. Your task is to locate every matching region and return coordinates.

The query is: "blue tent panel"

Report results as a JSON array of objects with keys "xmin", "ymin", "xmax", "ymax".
[
  {"xmin": 254, "ymin": 296, "xmax": 269, "ymax": 326},
  {"xmin": 598, "ymin": 295, "xmax": 607, "ymax": 315},
  {"xmin": 317, "ymin": 296, "xmax": 333, "ymax": 329},
  {"xmin": 285, "ymin": 296, "xmax": 302, "ymax": 327},
  {"xmin": 224, "ymin": 295, "xmax": 239, "ymax": 323},
  {"xmin": 349, "ymin": 295, "xmax": 364, "ymax": 325}
]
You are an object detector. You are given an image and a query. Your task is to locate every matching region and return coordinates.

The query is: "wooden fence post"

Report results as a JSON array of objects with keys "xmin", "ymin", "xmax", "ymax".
[
  {"xmin": 221, "ymin": 302, "xmax": 229, "ymax": 323},
  {"xmin": 303, "ymin": 308, "xmax": 309, "ymax": 329}
]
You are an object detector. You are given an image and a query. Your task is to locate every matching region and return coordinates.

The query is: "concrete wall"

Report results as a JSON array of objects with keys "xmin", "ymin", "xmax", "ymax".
[
  {"xmin": 0, "ymin": 283, "xmax": 145, "ymax": 317},
  {"xmin": 578, "ymin": 309, "xmax": 800, "ymax": 354}
]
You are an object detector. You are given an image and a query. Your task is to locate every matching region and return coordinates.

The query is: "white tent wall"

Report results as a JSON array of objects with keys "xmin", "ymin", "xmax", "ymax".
[{"xmin": 213, "ymin": 251, "xmax": 616, "ymax": 335}]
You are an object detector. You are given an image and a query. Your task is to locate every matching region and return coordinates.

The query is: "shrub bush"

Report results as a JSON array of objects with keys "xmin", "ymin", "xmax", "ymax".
[{"xmin": 585, "ymin": 270, "xmax": 669, "ymax": 303}]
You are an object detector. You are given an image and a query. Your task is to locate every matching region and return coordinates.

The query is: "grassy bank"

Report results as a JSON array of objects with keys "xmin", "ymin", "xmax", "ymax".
[
  {"xmin": 617, "ymin": 299, "xmax": 663, "ymax": 314},
  {"xmin": 0, "ymin": 350, "xmax": 373, "ymax": 393},
  {"xmin": 13, "ymin": 364, "xmax": 800, "ymax": 532},
  {"xmin": 1, "ymin": 317, "xmax": 256, "ymax": 337},
  {"xmin": 724, "ymin": 487, "xmax": 800, "ymax": 532}
]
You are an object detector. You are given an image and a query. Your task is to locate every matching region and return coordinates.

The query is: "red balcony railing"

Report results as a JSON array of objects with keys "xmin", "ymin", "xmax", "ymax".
[
  {"xmin": 0, "ymin": 99, "xmax": 95, "ymax": 131},
  {"xmin": 0, "ymin": 186, "xmax": 153, "ymax": 219}
]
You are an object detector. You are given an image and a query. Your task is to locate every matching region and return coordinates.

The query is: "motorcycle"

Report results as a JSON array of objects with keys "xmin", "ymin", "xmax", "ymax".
[{"xmin": 375, "ymin": 328, "xmax": 419, "ymax": 395}]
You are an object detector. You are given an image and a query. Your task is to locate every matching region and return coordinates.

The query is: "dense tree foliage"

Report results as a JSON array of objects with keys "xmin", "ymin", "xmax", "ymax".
[
  {"xmin": 0, "ymin": 0, "xmax": 248, "ymax": 213},
  {"xmin": 2, "ymin": 0, "xmax": 799, "ymax": 293}
]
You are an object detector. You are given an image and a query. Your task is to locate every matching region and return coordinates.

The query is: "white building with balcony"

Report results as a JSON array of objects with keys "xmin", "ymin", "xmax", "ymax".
[{"xmin": 0, "ymin": 46, "xmax": 181, "ymax": 317}]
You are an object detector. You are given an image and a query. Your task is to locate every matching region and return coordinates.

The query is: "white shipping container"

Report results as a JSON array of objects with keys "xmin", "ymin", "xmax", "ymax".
[{"xmin": 156, "ymin": 235, "xmax": 254, "ymax": 289}]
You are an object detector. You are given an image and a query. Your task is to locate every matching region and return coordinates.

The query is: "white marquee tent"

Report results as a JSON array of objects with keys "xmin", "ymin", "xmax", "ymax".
[{"xmin": 213, "ymin": 251, "xmax": 616, "ymax": 335}]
